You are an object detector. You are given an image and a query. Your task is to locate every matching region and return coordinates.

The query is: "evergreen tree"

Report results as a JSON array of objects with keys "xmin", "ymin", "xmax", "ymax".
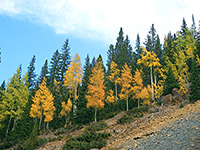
[
  {"xmin": 122, "ymin": 35, "xmax": 133, "ymax": 66},
  {"xmin": 155, "ymin": 35, "xmax": 163, "ymax": 64},
  {"xmin": 0, "ymin": 80, "xmax": 5, "ymax": 91},
  {"xmin": 97, "ymin": 54, "xmax": 106, "ymax": 72},
  {"xmin": 196, "ymin": 21, "xmax": 200, "ymax": 57},
  {"xmin": 38, "ymin": 59, "xmax": 49, "ymax": 84},
  {"xmin": 191, "ymin": 14, "xmax": 197, "ymax": 39},
  {"xmin": 115, "ymin": 27, "xmax": 125, "ymax": 69},
  {"xmin": 0, "ymin": 80, "xmax": 5, "ymax": 101},
  {"xmin": 189, "ymin": 55, "xmax": 200, "ymax": 102},
  {"xmin": 26, "ymin": 120, "xmax": 38, "ymax": 150},
  {"xmin": 144, "ymin": 34, "xmax": 152, "ymax": 52},
  {"xmin": 163, "ymin": 32, "xmax": 177, "ymax": 64},
  {"xmin": 149, "ymin": 24, "xmax": 157, "ymax": 51},
  {"xmin": 163, "ymin": 65, "xmax": 179, "ymax": 95},
  {"xmin": 60, "ymin": 39, "xmax": 71, "ymax": 83},
  {"xmin": 180, "ymin": 17, "xmax": 188, "ymax": 37},
  {"xmin": 27, "ymin": 55, "xmax": 37, "ymax": 91},
  {"xmin": 91, "ymin": 57, "xmax": 96, "ymax": 68},
  {"xmin": 76, "ymin": 55, "xmax": 93, "ymax": 124},
  {"xmin": 49, "ymin": 50, "xmax": 61, "ymax": 85},
  {"xmin": 135, "ymin": 33, "xmax": 141, "ymax": 59},
  {"xmin": 106, "ymin": 44, "xmax": 116, "ymax": 69}
]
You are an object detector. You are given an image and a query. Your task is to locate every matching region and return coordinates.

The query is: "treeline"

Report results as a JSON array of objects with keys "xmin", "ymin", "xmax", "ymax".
[{"xmin": 0, "ymin": 15, "xmax": 200, "ymax": 146}]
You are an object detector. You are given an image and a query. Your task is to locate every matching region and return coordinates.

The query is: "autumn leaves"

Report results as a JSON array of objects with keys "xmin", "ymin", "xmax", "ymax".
[{"xmin": 30, "ymin": 48, "xmax": 165, "ymax": 124}]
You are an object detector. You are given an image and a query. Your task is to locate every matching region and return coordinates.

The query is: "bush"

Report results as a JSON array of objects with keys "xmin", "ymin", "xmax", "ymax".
[
  {"xmin": 180, "ymin": 103, "xmax": 184, "ymax": 108},
  {"xmin": 37, "ymin": 138, "xmax": 48, "ymax": 147},
  {"xmin": 97, "ymin": 111, "xmax": 118, "ymax": 120},
  {"xmin": 85, "ymin": 121, "xmax": 108, "ymax": 132},
  {"xmin": 62, "ymin": 131, "xmax": 110, "ymax": 150},
  {"xmin": 117, "ymin": 115, "xmax": 132, "ymax": 124}
]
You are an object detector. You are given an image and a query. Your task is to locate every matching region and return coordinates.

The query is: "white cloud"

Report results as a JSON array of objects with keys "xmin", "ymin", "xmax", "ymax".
[{"xmin": 0, "ymin": 0, "xmax": 200, "ymax": 44}]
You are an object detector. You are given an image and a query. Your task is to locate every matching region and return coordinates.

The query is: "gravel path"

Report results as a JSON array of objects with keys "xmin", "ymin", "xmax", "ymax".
[{"xmin": 116, "ymin": 111, "xmax": 200, "ymax": 150}]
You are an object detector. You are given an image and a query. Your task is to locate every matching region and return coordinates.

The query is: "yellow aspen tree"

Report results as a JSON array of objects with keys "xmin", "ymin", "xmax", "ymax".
[
  {"xmin": 132, "ymin": 69, "xmax": 143, "ymax": 108},
  {"xmin": 59, "ymin": 99, "xmax": 72, "ymax": 127},
  {"xmin": 153, "ymin": 67, "xmax": 166, "ymax": 99},
  {"xmin": 106, "ymin": 89, "xmax": 115, "ymax": 104},
  {"xmin": 30, "ymin": 77, "xmax": 55, "ymax": 131},
  {"xmin": 108, "ymin": 61, "xmax": 120, "ymax": 100},
  {"xmin": 64, "ymin": 53, "xmax": 83, "ymax": 114},
  {"xmin": 137, "ymin": 47, "xmax": 164, "ymax": 103},
  {"xmin": 86, "ymin": 62, "xmax": 105, "ymax": 122},
  {"xmin": 141, "ymin": 85, "xmax": 152, "ymax": 106},
  {"xmin": 137, "ymin": 47, "xmax": 155, "ymax": 102},
  {"xmin": 119, "ymin": 63, "xmax": 132, "ymax": 111}
]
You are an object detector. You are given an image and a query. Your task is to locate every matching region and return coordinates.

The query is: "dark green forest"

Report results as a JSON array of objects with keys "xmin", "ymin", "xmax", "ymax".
[{"xmin": 0, "ymin": 15, "xmax": 200, "ymax": 149}]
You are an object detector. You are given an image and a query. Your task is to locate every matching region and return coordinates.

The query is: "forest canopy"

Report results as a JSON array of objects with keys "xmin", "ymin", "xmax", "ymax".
[{"xmin": 0, "ymin": 15, "xmax": 200, "ymax": 148}]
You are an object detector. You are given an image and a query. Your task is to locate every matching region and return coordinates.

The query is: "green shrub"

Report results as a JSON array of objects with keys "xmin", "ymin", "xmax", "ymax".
[
  {"xmin": 0, "ymin": 141, "xmax": 14, "ymax": 149},
  {"xmin": 62, "ymin": 131, "xmax": 110, "ymax": 150},
  {"xmin": 62, "ymin": 140, "xmax": 89, "ymax": 150},
  {"xmin": 37, "ymin": 138, "xmax": 48, "ymax": 147},
  {"xmin": 117, "ymin": 115, "xmax": 132, "ymax": 124},
  {"xmin": 85, "ymin": 121, "xmax": 108, "ymax": 132},
  {"xmin": 180, "ymin": 103, "xmax": 184, "ymax": 108},
  {"xmin": 97, "ymin": 111, "xmax": 118, "ymax": 120}
]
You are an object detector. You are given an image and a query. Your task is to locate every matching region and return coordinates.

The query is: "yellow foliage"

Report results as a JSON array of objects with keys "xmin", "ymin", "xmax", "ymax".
[
  {"xmin": 132, "ymin": 69, "xmax": 143, "ymax": 100},
  {"xmin": 196, "ymin": 55, "xmax": 200, "ymax": 66},
  {"xmin": 108, "ymin": 61, "xmax": 120, "ymax": 83},
  {"xmin": 30, "ymin": 77, "xmax": 55, "ymax": 123},
  {"xmin": 106, "ymin": 89, "xmax": 116, "ymax": 104},
  {"xmin": 59, "ymin": 99, "xmax": 72, "ymax": 117},
  {"xmin": 119, "ymin": 63, "xmax": 132, "ymax": 100},
  {"xmin": 86, "ymin": 62, "xmax": 105, "ymax": 109},
  {"xmin": 64, "ymin": 53, "xmax": 83, "ymax": 92},
  {"xmin": 141, "ymin": 85, "xmax": 151, "ymax": 106}
]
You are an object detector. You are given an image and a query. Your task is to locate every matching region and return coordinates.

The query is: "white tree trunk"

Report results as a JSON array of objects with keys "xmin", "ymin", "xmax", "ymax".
[{"xmin": 150, "ymin": 66, "xmax": 154, "ymax": 103}]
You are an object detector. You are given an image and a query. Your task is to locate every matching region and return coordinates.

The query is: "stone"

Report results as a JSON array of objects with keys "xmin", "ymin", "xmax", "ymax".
[{"xmin": 162, "ymin": 94, "xmax": 172, "ymax": 106}]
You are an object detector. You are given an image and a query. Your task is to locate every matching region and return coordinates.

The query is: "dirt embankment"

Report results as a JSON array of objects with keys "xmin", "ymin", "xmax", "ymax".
[{"xmin": 35, "ymin": 100, "xmax": 200, "ymax": 150}]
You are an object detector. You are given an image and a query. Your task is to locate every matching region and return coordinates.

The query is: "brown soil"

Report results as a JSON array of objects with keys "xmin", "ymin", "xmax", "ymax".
[{"xmin": 34, "ymin": 100, "xmax": 200, "ymax": 150}]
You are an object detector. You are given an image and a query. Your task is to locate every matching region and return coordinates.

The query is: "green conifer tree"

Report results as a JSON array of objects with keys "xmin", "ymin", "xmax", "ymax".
[{"xmin": 189, "ymin": 55, "xmax": 200, "ymax": 102}]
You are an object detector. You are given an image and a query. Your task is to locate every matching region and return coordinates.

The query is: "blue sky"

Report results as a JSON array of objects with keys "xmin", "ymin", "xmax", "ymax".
[{"xmin": 0, "ymin": 0, "xmax": 200, "ymax": 84}]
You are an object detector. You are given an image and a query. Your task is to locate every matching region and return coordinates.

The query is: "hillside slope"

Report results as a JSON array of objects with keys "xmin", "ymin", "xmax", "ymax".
[
  {"xmin": 103, "ymin": 100, "xmax": 200, "ymax": 149},
  {"xmin": 35, "ymin": 100, "xmax": 200, "ymax": 150}
]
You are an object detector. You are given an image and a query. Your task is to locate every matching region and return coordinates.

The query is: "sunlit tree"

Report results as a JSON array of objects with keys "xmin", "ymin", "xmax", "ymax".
[
  {"xmin": 86, "ymin": 62, "xmax": 105, "ymax": 122},
  {"xmin": 30, "ymin": 77, "xmax": 55, "ymax": 130},
  {"xmin": 119, "ymin": 63, "xmax": 132, "ymax": 111},
  {"xmin": 64, "ymin": 53, "xmax": 83, "ymax": 114}
]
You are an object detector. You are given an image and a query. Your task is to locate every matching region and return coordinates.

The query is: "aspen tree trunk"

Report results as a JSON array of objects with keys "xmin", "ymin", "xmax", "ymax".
[
  {"xmin": 39, "ymin": 115, "xmax": 42, "ymax": 131},
  {"xmin": 150, "ymin": 66, "xmax": 154, "ymax": 103},
  {"xmin": 94, "ymin": 106, "xmax": 97, "ymax": 122},
  {"xmin": 6, "ymin": 116, "xmax": 12, "ymax": 137},
  {"xmin": 11, "ymin": 117, "xmax": 18, "ymax": 131},
  {"xmin": 73, "ymin": 82, "xmax": 77, "ymax": 115},
  {"xmin": 154, "ymin": 72, "xmax": 157, "ymax": 100},
  {"xmin": 46, "ymin": 122, "xmax": 49, "ymax": 131},
  {"xmin": 115, "ymin": 82, "xmax": 117, "ymax": 100},
  {"xmin": 126, "ymin": 93, "xmax": 129, "ymax": 111}
]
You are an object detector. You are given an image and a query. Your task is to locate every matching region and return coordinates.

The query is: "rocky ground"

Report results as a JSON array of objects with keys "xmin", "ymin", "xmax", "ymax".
[
  {"xmin": 35, "ymin": 100, "xmax": 200, "ymax": 150},
  {"xmin": 103, "ymin": 101, "xmax": 200, "ymax": 150}
]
